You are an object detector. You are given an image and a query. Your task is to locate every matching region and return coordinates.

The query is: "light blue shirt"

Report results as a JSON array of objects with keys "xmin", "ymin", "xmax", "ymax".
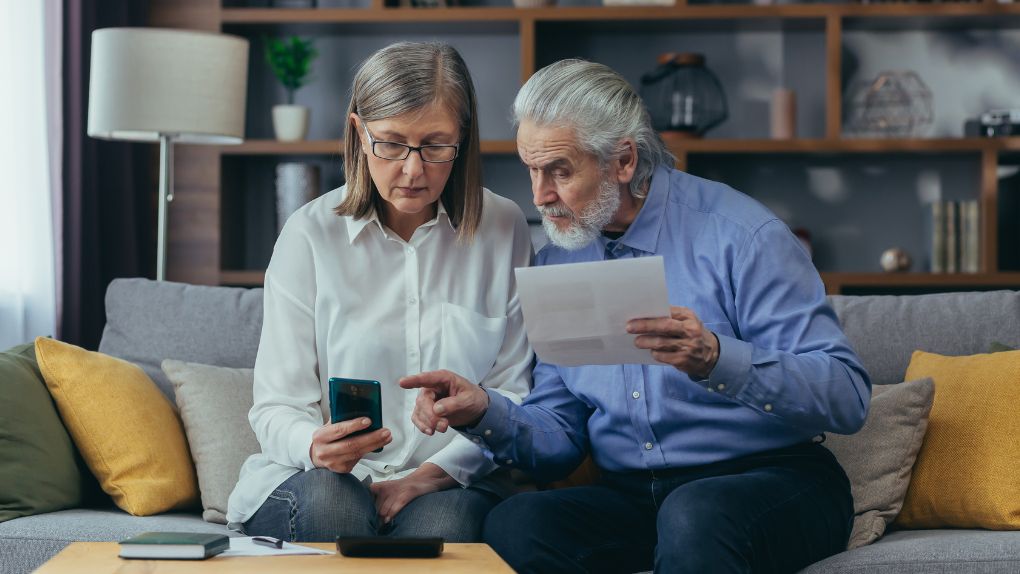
[{"xmin": 464, "ymin": 166, "xmax": 871, "ymax": 483}]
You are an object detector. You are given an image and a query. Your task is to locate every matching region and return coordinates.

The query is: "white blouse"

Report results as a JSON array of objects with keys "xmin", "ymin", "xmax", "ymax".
[{"xmin": 226, "ymin": 186, "xmax": 533, "ymax": 525}]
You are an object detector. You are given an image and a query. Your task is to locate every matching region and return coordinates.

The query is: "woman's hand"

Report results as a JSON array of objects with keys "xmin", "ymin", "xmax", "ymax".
[
  {"xmin": 309, "ymin": 417, "xmax": 392, "ymax": 473},
  {"xmin": 369, "ymin": 463, "xmax": 457, "ymax": 524}
]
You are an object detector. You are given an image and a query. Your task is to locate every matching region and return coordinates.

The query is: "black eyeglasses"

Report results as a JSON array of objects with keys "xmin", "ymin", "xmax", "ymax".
[{"xmin": 362, "ymin": 125, "xmax": 459, "ymax": 164}]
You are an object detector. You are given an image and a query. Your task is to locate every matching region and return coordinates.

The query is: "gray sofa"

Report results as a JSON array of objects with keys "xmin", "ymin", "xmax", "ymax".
[{"xmin": 3, "ymin": 278, "xmax": 1019, "ymax": 573}]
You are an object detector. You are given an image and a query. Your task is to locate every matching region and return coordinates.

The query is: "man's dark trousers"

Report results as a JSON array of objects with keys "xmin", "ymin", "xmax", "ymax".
[{"xmin": 484, "ymin": 441, "xmax": 853, "ymax": 574}]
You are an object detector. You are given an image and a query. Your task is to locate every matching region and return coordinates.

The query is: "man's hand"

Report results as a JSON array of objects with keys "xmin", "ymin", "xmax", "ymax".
[
  {"xmin": 628, "ymin": 306, "xmax": 720, "ymax": 379},
  {"xmin": 399, "ymin": 369, "xmax": 489, "ymax": 434},
  {"xmin": 369, "ymin": 463, "xmax": 457, "ymax": 524},
  {"xmin": 309, "ymin": 418, "xmax": 392, "ymax": 473}
]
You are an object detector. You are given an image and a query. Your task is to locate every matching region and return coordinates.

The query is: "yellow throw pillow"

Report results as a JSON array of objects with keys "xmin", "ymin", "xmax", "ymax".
[
  {"xmin": 895, "ymin": 349, "xmax": 1020, "ymax": 529},
  {"xmin": 34, "ymin": 337, "xmax": 199, "ymax": 516}
]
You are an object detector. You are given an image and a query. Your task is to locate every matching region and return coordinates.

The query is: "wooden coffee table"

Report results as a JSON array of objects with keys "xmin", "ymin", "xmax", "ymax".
[{"xmin": 35, "ymin": 542, "xmax": 514, "ymax": 573}]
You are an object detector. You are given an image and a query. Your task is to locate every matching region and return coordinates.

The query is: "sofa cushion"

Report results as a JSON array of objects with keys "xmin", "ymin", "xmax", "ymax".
[
  {"xmin": 895, "ymin": 349, "xmax": 1020, "ymax": 529},
  {"xmin": 799, "ymin": 529, "xmax": 1020, "ymax": 574},
  {"xmin": 0, "ymin": 343, "xmax": 83, "ymax": 523},
  {"xmin": 98, "ymin": 278, "xmax": 264, "ymax": 400},
  {"xmin": 0, "ymin": 508, "xmax": 237, "ymax": 574},
  {"xmin": 162, "ymin": 360, "xmax": 261, "ymax": 525},
  {"xmin": 828, "ymin": 291, "xmax": 1020, "ymax": 386},
  {"xmin": 34, "ymin": 337, "xmax": 200, "ymax": 516},
  {"xmin": 823, "ymin": 378, "xmax": 934, "ymax": 549}
]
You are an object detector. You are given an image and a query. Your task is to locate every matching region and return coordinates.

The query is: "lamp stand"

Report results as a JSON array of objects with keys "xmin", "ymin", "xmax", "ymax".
[{"xmin": 156, "ymin": 134, "xmax": 175, "ymax": 281}]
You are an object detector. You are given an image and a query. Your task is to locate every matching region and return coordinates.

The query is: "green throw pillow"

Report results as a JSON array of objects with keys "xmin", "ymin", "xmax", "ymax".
[
  {"xmin": 0, "ymin": 343, "xmax": 82, "ymax": 522},
  {"xmin": 989, "ymin": 341, "xmax": 1016, "ymax": 353}
]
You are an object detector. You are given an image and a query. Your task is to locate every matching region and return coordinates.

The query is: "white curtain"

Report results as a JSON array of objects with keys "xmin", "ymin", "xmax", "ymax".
[{"xmin": 0, "ymin": 0, "xmax": 61, "ymax": 350}]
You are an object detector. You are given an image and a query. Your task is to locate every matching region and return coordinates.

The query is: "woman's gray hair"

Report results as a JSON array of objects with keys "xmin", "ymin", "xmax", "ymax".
[
  {"xmin": 512, "ymin": 59, "xmax": 674, "ymax": 198},
  {"xmin": 337, "ymin": 41, "xmax": 483, "ymax": 241}
]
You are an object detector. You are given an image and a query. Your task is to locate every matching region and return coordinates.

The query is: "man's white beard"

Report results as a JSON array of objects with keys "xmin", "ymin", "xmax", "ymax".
[{"xmin": 540, "ymin": 175, "xmax": 622, "ymax": 251}]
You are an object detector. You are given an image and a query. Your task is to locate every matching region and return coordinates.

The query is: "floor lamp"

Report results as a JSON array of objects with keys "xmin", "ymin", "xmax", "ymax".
[{"xmin": 87, "ymin": 28, "xmax": 248, "ymax": 281}]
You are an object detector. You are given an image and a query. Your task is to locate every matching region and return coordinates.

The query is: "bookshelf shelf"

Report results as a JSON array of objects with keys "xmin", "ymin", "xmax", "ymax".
[
  {"xmin": 221, "ymin": 138, "xmax": 1020, "ymax": 156},
  {"xmin": 220, "ymin": 4, "xmax": 1020, "ymax": 26},
  {"xmin": 676, "ymin": 137, "xmax": 1020, "ymax": 154},
  {"xmin": 219, "ymin": 270, "xmax": 266, "ymax": 286},
  {"xmin": 219, "ymin": 139, "xmax": 518, "ymax": 155}
]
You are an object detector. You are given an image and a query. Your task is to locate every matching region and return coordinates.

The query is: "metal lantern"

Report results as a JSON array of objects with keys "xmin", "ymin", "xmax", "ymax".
[
  {"xmin": 640, "ymin": 52, "xmax": 728, "ymax": 137},
  {"xmin": 845, "ymin": 70, "xmax": 933, "ymax": 138}
]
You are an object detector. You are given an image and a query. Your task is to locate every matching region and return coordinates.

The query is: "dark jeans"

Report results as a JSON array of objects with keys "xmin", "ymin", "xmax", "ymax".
[
  {"xmin": 484, "ymin": 442, "xmax": 853, "ymax": 574},
  {"xmin": 244, "ymin": 468, "xmax": 501, "ymax": 542}
]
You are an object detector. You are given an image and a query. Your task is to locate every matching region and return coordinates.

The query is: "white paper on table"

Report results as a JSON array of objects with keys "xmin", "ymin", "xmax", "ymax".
[
  {"xmin": 218, "ymin": 537, "xmax": 335, "ymax": 557},
  {"xmin": 515, "ymin": 256, "xmax": 672, "ymax": 366}
]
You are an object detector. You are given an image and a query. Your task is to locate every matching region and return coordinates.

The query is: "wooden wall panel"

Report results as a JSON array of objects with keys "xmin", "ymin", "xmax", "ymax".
[{"xmin": 149, "ymin": 0, "xmax": 222, "ymax": 284}]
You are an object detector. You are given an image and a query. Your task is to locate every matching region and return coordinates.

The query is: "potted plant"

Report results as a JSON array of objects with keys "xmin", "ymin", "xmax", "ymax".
[{"xmin": 264, "ymin": 36, "xmax": 318, "ymax": 141}]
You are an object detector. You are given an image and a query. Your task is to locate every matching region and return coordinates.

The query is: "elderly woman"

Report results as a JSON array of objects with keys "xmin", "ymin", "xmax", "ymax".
[{"xmin": 226, "ymin": 42, "xmax": 532, "ymax": 542}]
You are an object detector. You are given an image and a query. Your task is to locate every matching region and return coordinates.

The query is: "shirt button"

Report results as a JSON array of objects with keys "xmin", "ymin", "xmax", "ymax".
[
  {"xmin": 717, "ymin": 384, "xmax": 726, "ymax": 391},
  {"xmin": 706, "ymin": 387, "xmax": 715, "ymax": 393},
  {"xmin": 764, "ymin": 403, "xmax": 773, "ymax": 412},
  {"xmin": 644, "ymin": 442, "xmax": 653, "ymax": 450},
  {"xmin": 472, "ymin": 437, "xmax": 481, "ymax": 444},
  {"xmin": 483, "ymin": 429, "xmax": 493, "ymax": 437},
  {"xmin": 408, "ymin": 297, "xmax": 417, "ymax": 305},
  {"xmin": 632, "ymin": 391, "xmax": 640, "ymax": 399},
  {"xmin": 406, "ymin": 246, "xmax": 415, "ymax": 254},
  {"xmin": 505, "ymin": 459, "xmax": 514, "ymax": 465}
]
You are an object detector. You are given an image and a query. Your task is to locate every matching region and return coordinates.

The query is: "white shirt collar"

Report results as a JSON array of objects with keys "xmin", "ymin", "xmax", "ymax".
[{"xmin": 346, "ymin": 198, "xmax": 454, "ymax": 244}]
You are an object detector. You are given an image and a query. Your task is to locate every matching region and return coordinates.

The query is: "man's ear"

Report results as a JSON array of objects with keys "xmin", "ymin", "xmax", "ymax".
[
  {"xmin": 350, "ymin": 113, "xmax": 368, "ymax": 154},
  {"xmin": 614, "ymin": 139, "xmax": 638, "ymax": 185}
]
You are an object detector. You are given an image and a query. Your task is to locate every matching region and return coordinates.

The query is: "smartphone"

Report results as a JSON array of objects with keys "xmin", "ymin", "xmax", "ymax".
[
  {"xmin": 336, "ymin": 536, "xmax": 443, "ymax": 558},
  {"xmin": 328, "ymin": 377, "xmax": 384, "ymax": 453}
]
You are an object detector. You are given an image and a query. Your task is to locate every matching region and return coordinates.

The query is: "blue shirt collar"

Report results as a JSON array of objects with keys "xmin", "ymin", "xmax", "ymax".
[{"xmin": 610, "ymin": 164, "xmax": 672, "ymax": 255}]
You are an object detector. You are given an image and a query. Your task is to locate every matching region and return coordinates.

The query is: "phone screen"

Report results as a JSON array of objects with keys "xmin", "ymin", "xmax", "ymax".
[{"xmin": 329, "ymin": 378, "xmax": 383, "ymax": 452}]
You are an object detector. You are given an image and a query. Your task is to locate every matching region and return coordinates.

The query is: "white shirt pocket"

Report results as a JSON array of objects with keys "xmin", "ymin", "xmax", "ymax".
[{"xmin": 439, "ymin": 302, "xmax": 508, "ymax": 385}]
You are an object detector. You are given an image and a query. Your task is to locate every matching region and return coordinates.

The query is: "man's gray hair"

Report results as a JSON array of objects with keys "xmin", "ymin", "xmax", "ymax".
[{"xmin": 512, "ymin": 59, "xmax": 675, "ymax": 198}]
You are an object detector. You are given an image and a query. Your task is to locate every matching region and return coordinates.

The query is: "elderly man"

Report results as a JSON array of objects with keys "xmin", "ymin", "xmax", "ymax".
[{"xmin": 401, "ymin": 60, "xmax": 871, "ymax": 573}]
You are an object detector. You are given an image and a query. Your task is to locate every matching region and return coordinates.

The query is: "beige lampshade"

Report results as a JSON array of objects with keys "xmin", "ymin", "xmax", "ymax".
[{"xmin": 88, "ymin": 28, "xmax": 248, "ymax": 144}]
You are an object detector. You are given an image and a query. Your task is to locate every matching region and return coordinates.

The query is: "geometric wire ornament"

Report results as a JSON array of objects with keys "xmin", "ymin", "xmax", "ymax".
[{"xmin": 845, "ymin": 70, "xmax": 933, "ymax": 138}]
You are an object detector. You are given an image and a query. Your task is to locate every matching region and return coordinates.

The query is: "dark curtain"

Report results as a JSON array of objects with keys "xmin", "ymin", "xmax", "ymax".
[{"xmin": 62, "ymin": 0, "xmax": 153, "ymax": 350}]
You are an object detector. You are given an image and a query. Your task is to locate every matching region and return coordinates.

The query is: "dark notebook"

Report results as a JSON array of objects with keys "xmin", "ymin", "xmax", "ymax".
[{"xmin": 118, "ymin": 532, "xmax": 230, "ymax": 560}]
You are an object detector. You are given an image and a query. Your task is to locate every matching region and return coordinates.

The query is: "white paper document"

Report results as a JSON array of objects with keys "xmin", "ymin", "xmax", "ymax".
[
  {"xmin": 219, "ymin": 537, "xmax": 334, "ymax": 557},
  {"xmin": 515, "ymin": 256, "xmax": 672, "ymax": 366}
]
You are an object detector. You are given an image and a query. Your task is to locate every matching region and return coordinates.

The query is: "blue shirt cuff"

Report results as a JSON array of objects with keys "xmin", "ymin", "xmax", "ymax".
[
  {"xmin": 459, "ymin": 388, "xmax": 513, "ymax": 453},
  {"xmin": 703, "ymin": 332, "xmax": 753, "ymax": 398}
]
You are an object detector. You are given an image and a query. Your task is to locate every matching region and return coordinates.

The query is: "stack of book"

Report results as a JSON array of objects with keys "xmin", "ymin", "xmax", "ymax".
[{"xmin": 928, "ymin": 200, "xmax": 981, "ymax": 273}]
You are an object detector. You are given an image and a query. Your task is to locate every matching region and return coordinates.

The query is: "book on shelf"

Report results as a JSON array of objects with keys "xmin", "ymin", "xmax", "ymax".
[
  {"xmin": 926, "ymin": 199, "xmax": 980, "ymax": 274},
  {"xmin": 961, "ymin": 200, "xmax": 981, "ymax": 274},
  {"xmin": 946, "ymin": 201, "xmax": 958, "ymax": 273},
  {"xmin": 118, "ymin": 532, "xmax": 230, "ymax": 560}
]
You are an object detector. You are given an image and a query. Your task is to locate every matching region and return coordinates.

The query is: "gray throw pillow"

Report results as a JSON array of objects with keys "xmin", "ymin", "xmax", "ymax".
[
  {"xmin": 823, "ymin": 377, "xmax": 935, "ymax": 549},
  {"xmin": 162, "ymin": 359, "xmax": 260, "ymax": 524}
]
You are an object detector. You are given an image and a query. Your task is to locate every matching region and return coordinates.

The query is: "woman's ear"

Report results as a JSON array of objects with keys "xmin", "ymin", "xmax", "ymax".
[
  {"xmin": 614, "ymin": 138, "xmax": 638, "ymax": 185},
  {"xmin": 350, "ymin": 113, "xmax": 368, "ymax": 154}
]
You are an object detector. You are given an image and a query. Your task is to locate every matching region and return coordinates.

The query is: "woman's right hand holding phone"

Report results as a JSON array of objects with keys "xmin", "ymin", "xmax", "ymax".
[{"xmin": 309, "ymin": 418, "xmax": 392, "ymax": 473}]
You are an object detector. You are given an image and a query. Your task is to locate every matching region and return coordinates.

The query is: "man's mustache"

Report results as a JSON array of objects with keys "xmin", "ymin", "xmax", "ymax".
[{"xmin": 537, "ymin": 204, "xmax": 573, "ymax": 219}]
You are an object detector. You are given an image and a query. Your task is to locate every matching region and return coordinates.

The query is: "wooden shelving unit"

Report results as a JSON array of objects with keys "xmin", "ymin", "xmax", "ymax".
[
  {"xmin": 220, "ymin": 4, "xmax": 1020, "ymax": 24},
  {"xmin": 153, "ymin": 0, "xmax": 1020, "ymax": 292}
]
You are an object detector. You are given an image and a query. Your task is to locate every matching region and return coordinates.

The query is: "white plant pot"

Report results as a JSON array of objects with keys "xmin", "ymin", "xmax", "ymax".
[{"xmin": 272, "ymin": 105, "xmax": 310, "ymax": 142}]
